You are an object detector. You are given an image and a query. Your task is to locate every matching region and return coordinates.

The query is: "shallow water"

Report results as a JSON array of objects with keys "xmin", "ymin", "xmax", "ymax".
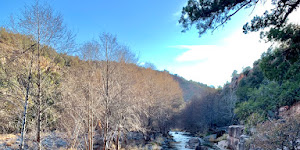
[{"xmin": 169, "ymin": 131, "xmax": 195, "ymax": 150}]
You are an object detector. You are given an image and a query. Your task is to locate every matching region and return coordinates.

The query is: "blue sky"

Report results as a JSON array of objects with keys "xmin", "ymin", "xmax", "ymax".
[{"xmin": 1, "ymin": 0, "xmax": 299, "ymax": 87}]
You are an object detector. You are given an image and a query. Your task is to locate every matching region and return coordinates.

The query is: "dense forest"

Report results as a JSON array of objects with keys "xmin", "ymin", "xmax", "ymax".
[{"xmin": 0, "ymin": 0, "xmax": 300, "ymax": 150}]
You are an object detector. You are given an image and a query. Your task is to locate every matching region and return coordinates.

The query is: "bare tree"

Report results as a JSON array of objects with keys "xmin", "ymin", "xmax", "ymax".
[
  {"xmin": 19, "ymin": 44, "xmax": 35, "ymax": 150},
  {"xmin": 59, "ymin": 59, "xmax": 102, "ymax": 149},
  {"xmin": 80, "ymin": 41, "xmax": 101, "ymax": 150},
  {"xmin": 13, "ymin": 1, "xmax": 75, "ymax": 149},
  {"xmin": 98, "ymin": 33, "xmax": 121, "ymax": 149},
  {"xmin": 86, "ymin": 33, "xmax": 141, "ymax": 149}
]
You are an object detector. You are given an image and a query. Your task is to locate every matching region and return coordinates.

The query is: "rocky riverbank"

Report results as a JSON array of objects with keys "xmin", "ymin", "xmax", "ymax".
[
  {"xmin": 0, "ymin": 132, "xmax": 69, "ymax": 150},
  {"xmin": 0, "ymin": 131, "xmax": 176, "ymax": 150},
  {"xmin": 169, "ymin": 131, "xmax": 224, "ymax": 150},
  {"xmin": 0, "ymin": 130, "xmax": 231, "ymax": 150}
]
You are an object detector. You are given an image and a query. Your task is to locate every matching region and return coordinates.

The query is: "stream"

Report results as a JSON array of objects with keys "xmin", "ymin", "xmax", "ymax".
[{"xmin": 169, "ymin": 131, "xmax": 198, "ymax": 150}]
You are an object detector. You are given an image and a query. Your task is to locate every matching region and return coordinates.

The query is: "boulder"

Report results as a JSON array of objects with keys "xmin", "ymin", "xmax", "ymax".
[
  {"xmin": 41, "ymin": 134, "xmax": 68, "ymax": 149},
  {"xmin": 227, "ymin": 125, "xmax": 244, "ymax": 150},
  {"xmin": 279, "ymin": 101, "xmax": 300, "ymax": 117},
  {"xmin": 125, "ymin": 131, "xmax": 145, "ymax": 146},
  {"xmin": 216, "ymin": 140, "xmax": 228, "ymax": 150},
  {"xmin": 185, "ymin": 137, "xmax": 200, "ymax": 149},
  {"xmin": 195, "ymin": 145, "xmax": 210, "ymax": 150},
  {"xmin": 126, "ymin": 132, "xmax": 144, "ymax": 141},
  {"xmin": 279, "ymin": 106, "xmax": 289, "ymax": 112},
  {"xmin": 228, "ymin": 125, "xmax": 244, "ymax": 138},
  {"xmin": 238, "ymin": 135, "xmax": 250, "ymax": 150},
  {"xmin": 227, "ymin": 136, "xmax": 239, "ymax": 150}
]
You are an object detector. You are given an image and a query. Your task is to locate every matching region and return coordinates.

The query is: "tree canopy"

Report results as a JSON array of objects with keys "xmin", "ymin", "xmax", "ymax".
[{"xmin": 179, "ymin": 0, "xmax": 300, "ymax": 36}]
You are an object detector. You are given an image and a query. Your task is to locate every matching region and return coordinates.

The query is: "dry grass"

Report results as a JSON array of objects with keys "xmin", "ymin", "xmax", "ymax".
[
  {"xmin": 0, "ymin": 134, "xmax": 18, "ymax": 141},
  {"xmin": 0, "ymin": 134, "xmax": 20, "ymax": 150}
]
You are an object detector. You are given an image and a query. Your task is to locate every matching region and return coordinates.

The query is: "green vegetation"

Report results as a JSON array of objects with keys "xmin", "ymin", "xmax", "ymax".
[
  {"xmin": 177, "ymin": 0, "xmax": 300, "ymax": 147},
  {"xmin": 234, "ymin": 24, "xmax": 300, "ymax": 123},
  {"xmin": 0, "ymin": 27, "xmax": 79, "ymax": 133},
  {"xmin": 179, "ymin": 0, "xmax": 300, "ymax": 35},
  {"xmin": 0, "ymin": 0, "xmax": 299, "ymax": 149},
  {"xmin": 177, "ymin": 24, "xmax": 300, "ymax": 142}
]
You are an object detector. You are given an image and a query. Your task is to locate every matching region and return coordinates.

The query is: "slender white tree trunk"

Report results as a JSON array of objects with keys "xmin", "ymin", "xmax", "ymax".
[{"xmin": 19, "ymin": 47, "xmax": 34, "ymax": 150}]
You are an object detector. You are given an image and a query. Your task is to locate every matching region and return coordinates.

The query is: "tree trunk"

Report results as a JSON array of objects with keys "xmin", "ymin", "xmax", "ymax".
[
  {"xmin": 116, "ymin": 126, "xmax": 120, "ymax": 150},
  {"xmin": 103, "ymin": 39, "xmax": 109, "ymax": 150},
  {"xmin": 36, "ymin": 30, "xmax": 42, "ymax": 150},
  {"xmin": 19, "ymin": 48, "xmax": 34, "ymax": 150},
  {"xmin": 91, "ymin": 89, "xmax": 94, "ymax": 150}
]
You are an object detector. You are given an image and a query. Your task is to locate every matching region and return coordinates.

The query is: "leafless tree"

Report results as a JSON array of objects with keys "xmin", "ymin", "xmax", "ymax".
[{"xmin": 13, "ymin": 0, "xmax": 75, "ymax": 149}]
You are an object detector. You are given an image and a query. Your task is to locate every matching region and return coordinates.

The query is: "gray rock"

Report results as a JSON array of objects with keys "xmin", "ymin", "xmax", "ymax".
[
  {"xmin": 195, "ymin": 145, "xmax": 210, "ymax": 150},
  {"xmin": 188, "ymin": 137, "xmax": 200, "ymax": 145},
  {"xmin": 216, "ymin": 140, "xmax": 228, "ymax": 150},
  {"xmin": 55, "ymin": 138, "xmax": 68, "ymax": 148},
  {"xmin": 227, "ymin": 136, "xmax": 239, "ymax": 150},
  {"xmin": 42, "ymin": 137, "xmax": 54, "ymax": 148},
  {"xmin": 125, "ymin": 131, "xmax": 146, "ymax": 146},
  {"xmin": 185, "ymin": 137, "xmax": 200, "ymax": 149},
  {"xmin": 227, "ymin": 125, "xmax": 251, "ymax": 150},
  {"xmin": 41, "ymin": 133, "xmax": 68, "ymax": 149},
  {"xmin": 126, "ymin": 132, "xmax": 144, "ymax": 140},
  {"xmin": 228, "ymin": 125, "xmax": 244, "ymax": 138}
]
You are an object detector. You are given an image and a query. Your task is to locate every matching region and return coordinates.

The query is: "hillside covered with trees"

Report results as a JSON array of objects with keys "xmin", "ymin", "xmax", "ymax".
[
  {"xmin": 0, "ymin": 27, "xmax": 185, "ymax": 149},
  {"xmin": 172, "ymin": 74, "xmax": 215, "ymax": 102},
  {"xmin": 0, "ymin": 0, "xmax": 300, "ymax": 149},
  {"xmin": 177, "ymin": 0, "xmax": 300, "ymax": 148},
  {"xmin": 174, "ymin": 24, "xmax": 300, "ymax": 149},
  {"xmin": 0, "ymin": 1, "xmax": 186, "ymax": 149}
]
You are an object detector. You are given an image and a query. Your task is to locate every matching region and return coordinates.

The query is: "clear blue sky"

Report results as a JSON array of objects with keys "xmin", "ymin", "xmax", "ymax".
[{"xmin": 2, "ymin": 0, "xmax": 291, "ymax": 87}]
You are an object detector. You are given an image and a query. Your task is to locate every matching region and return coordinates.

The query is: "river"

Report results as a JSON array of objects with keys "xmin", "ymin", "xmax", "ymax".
[{"xmin": 169, "ymin": 131, "xmax": 197, "ymax": 150}]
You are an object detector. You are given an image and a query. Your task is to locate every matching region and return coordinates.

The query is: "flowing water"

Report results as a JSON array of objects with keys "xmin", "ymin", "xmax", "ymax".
[{"xmin": 169, "ymin": 131, "xmax": 195, "ymax": 150}]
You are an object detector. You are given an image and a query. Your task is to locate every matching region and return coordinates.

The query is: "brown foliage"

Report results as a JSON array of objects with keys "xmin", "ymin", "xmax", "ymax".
[{"xmin": 253, "ymin": 115, "xmax": 300, "ymax": 149}]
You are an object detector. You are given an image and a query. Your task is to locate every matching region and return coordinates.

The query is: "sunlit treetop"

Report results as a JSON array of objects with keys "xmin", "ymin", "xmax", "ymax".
[{"xmin": 179, "ymin": 0, "xmax": 300, "ymax": 36}]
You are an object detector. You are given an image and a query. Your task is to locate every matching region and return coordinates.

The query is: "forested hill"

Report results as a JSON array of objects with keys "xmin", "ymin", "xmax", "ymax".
[
  {"xmin": 176, "ymin": 24, "xmax": 300, "ymax": 149},
  {"xmin": 172, "ymin": 74, "xmax": 215, "ymax": 101},
  {"xmin": 0, "ymin": 28, "xmax": 185, "ymax": 149}
]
